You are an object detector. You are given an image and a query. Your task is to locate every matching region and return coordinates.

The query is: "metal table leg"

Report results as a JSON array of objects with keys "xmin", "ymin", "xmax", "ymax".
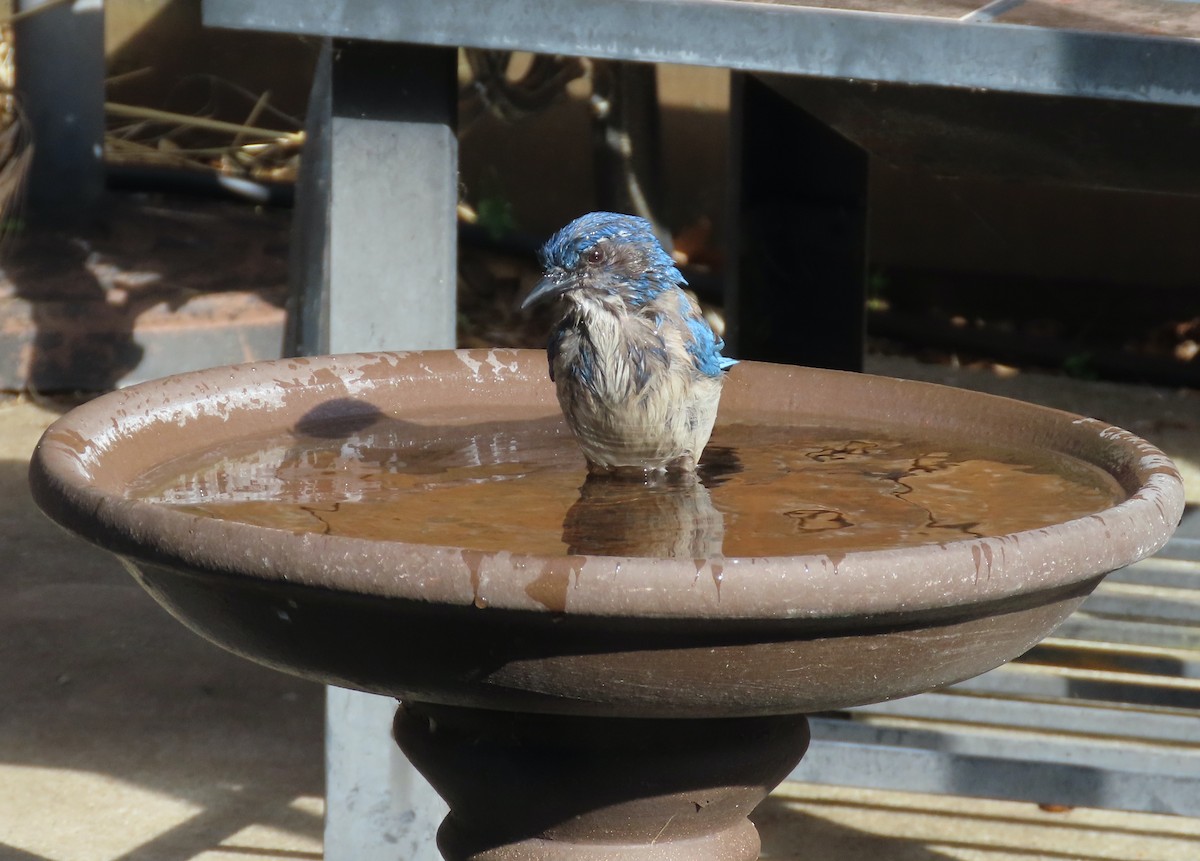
[
  {"xmin": 291, "ymin": 38, "xmax": 457, "ymax": 861},
  {"xmin": 728, "ymin": 73, "xmax": 868, "ymax": 371},
  {"xmin": 13, "ymin": 0, "xmax": 105, "ymax": 221},
  {"xmin": 289, "ymin": 39, "xmax": 458, "ymax": 357}
]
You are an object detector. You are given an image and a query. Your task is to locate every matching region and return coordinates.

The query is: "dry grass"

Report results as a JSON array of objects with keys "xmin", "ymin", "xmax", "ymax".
[
  {"xmin": 0, "ymin": 20, "xmax": 29, "ymax": 229},
  {"xmin": 103, "ymin": 95, "xmax": 303, "ymax": 184},
  {"xmin": 0, "ymin": 0, "xmax": 302, "ymax": 203}
]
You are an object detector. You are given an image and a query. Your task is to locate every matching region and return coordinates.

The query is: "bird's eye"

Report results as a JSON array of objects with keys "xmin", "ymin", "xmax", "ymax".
[{"xmin": 585, "ymin": 247, "xmax": 604, "ymax": 265}]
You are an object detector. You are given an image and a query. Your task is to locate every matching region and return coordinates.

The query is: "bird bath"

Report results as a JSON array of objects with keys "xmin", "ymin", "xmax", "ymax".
[{"xmin": 30, "ymin": 349, "xmax": 1182, "ymax": 861}]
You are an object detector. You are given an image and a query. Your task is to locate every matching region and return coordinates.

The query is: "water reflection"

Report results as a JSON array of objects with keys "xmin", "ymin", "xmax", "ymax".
[{"xmin": 563, "ymin": 473, "xmax": 724, "ymax": 558}]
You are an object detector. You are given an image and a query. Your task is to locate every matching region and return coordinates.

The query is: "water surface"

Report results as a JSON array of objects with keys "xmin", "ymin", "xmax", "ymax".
[{"xmin": 128, "ymin": 405, "xmax": 1124, "ymax": 559}]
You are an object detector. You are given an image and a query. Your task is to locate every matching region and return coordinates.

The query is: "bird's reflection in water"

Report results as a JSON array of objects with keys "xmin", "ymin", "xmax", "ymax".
[{"xmin": 562, "ymin": 470, "xmax": 726, "ymax": 558}]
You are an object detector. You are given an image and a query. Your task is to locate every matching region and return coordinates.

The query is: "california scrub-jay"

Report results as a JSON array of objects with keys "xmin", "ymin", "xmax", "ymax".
[{"xmin": 522, "ymin": 212, "xmax": 737, "ymax": 474}]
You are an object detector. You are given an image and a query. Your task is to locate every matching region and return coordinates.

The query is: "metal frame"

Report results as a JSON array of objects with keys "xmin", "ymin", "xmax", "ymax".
[
  {"xmin": 285, "ymin": 36, "xmax": 459, "ymax": 861},
  {"xmin": 287, "ymin": 39, "xmax": 458, "ymax": 358},
  {"xmin": 203, "ymin": 0, "xmax": 1200, "ymax": 106}
]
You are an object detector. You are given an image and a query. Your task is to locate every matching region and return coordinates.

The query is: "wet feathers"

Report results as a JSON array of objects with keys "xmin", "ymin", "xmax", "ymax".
[{"xmin": 522, "ymin": 212, "xmax": 736, "ymax": 473}]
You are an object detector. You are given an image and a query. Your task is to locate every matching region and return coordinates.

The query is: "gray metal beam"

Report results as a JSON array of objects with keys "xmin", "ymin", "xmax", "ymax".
[
  {"xmin": 842, "ymin": 691, "xmax": 1200, "ymax": 743},
  {"xmin": 1108, "ymin": 559, "xmax": 1200, "ymax": 590},
  {"xmin": 1159, "ymin": 536, "xmax": 1200, "ymax": 562},
  {"xmin": 13, "ymin": 0, "xmax": 106, "ymax": 220},
  {"xmin": 1054, "ymin": 613, "xmax": 1200, "ymax": 652},
  {"xmin": 325, "ymin": 688, "xmax": 447, "ymax": 861},
  {"xmin": 1082, "ymin": 581, "xmax": 1200, "ymax": 627},
  {"xmin": 204, "ymin": 0, "xmax": 1200, "ymax": 107},
  {"xmin": 289, "ymin": 39, "xmax": 458, "ymax": 358},
  {"xmin": 946, "ymin": 662, "xmax": 1200, "ymax": 710},
  {"xmin": 807, "ymin": 717, "xmax": 1200, "ymax": 780},
  {"xmin": 796, "ymin": 725, "xmax": 1200, "ymax": 816},
  {"xmin": 289, "ymin": 38, "xmax": 458, "ymax": 861}
]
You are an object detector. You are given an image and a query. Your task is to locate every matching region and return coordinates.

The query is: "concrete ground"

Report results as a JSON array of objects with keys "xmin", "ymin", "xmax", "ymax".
[
  {"xmin": 2, "ymin": 357, "xmax": 1199, "ymax": 861},
  {"xmin": 0, "ymin": 395, "xmax": 323, "ymax": 861}
]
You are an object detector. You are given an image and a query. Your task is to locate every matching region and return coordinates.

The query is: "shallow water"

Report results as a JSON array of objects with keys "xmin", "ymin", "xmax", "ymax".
[{"xmin": 127, "ymin": 405, "xmax": 1124, "ymax": 559}]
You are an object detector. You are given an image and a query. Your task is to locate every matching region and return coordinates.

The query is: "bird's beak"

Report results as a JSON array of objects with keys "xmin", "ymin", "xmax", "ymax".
[{"xmin": 520, "ymin": 273, "xmax": 568, "ymax": 310}]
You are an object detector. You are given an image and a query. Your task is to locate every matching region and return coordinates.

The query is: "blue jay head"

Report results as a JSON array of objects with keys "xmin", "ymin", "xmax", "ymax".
[{"xmin": 522, "ymin": 212, "xmax": 685, "ymax": 311}]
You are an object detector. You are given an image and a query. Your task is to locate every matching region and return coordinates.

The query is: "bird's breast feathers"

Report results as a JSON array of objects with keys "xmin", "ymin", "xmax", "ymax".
[
  {"xmin": 548, "ymin": 297, "xmax": 725, "ymax": 468},
  {"xmin": 552, "ymin": 296, "xmax": 710, "ymax": 402}
]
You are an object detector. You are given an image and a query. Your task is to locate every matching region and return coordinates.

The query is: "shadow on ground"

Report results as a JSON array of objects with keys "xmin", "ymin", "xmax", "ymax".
[{"xmin": 1, "ymin": 194, "xmax": 289, "ymax": 393}]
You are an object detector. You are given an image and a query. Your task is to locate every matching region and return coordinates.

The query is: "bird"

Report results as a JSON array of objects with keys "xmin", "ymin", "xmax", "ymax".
[{"xmin": 521, "ymin": 211, "xmax": 736, "ymax": 474}]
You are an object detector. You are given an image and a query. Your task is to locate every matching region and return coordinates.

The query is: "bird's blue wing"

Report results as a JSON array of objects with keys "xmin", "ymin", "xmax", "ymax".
[{"xmin": 685, "ymin": 315, "xmax": 737, "ymax": 377}]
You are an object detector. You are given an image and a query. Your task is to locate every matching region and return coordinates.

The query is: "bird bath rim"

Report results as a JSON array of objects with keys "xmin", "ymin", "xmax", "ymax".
[{"xmin": 29, "ymin": 348, "xmax": 1183, "ymax": 624}]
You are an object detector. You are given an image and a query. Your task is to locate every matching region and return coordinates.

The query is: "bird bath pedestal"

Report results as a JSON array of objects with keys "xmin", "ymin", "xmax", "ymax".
[{"xmin": 29, "ymin": 350, "xmax": 1183, "ymax": 861}]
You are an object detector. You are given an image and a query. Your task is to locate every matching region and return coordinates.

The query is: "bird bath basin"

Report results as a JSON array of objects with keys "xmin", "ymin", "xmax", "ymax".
[{"xmin": 30, "ymin": 349, "xmax": 1183, "ymax": 861}]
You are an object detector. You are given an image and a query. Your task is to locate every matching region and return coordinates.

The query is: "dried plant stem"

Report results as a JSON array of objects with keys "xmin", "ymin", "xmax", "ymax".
[
  {"xmin": 231, "ymin": 89, "xmax": 272, "ymax": 150},
  {"xmin": 104, "ymin": 66, "xmax": 154, "ymax": 88},
  {"xmin": 105, "ymin": 102, "xmax": 304, "ymax": 144},
  {"xmin": 105, "ymin": 135, "xmax": 198, "ymax": 168}
]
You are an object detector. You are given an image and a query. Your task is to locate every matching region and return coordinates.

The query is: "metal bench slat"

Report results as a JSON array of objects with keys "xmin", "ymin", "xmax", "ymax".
[
  {"xmin": 794, "ymin": 725, "xmax": 1200, "ymax": 816},
  {"xmin": 1053, "ymin": 613, "xmax": 1200, "ymax": 651},
  {"xmin": 837, "ymin": 690, "xmax": 1200, "ymax": 743},
  {"xmin": 806, "ymin": 716, "xmax": 1200, "ymax": 779}
]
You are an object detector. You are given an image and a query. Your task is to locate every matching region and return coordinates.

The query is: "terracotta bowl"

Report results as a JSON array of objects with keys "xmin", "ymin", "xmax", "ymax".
[{"xmin": 29, "ymin": 349, "xmax": 1183, "ymax": 720}]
